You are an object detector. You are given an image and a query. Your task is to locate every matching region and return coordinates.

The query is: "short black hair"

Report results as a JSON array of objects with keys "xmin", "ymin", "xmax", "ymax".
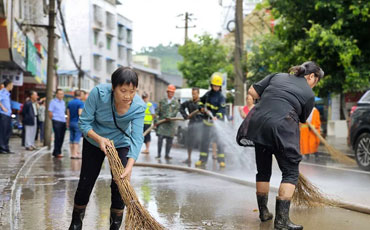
[
  {"xmin": 3, "ymin": 79, "xmax": 12, "ymax": 87},
  {"xmin": 192, "ymin": 87, "xmax": 200, "ymax": 93},
  {"xmin": 56, "ymin": 88, "xmax": 63, "ymax": 94},
  {"xmin": 74, "ymin": 90, "xmax": 81, "ymax": 97},
  {"xmin": 29, "ymin": 90, "xmax": 37, "ymax": 97},
  {"xmin": 111, "ymin": 67, "xmax": 138, "ymax": 89}
]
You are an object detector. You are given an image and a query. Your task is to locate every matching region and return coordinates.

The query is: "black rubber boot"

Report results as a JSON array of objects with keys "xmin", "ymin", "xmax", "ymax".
[
  {"xmin": 274, "ymin": 197, "xmax": 303, "ymax": 230},
  {"xmin": 110, "ymin": 208, "xmax": 124, "ymax": 230},
  {"xmin": 68, "ymin": 205, "xmax": 86, "ymax": 230},
  {"xmin": 256, "ymin": 192, "xmax": 273, "ymax": 222}
]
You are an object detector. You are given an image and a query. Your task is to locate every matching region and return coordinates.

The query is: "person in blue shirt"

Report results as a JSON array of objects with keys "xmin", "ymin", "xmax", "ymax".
[
  {"xmin": 69, "ymin": 67, "xmax": 145, "ymax": 230},
  {"xmin": 0, "ymin": 79, "xmax": 14, "ymax": 154},
  {"xmin": 48, "ymin": 89, "xmax": 67, "ymax": 157},
  {"xmin": 67, "ymin": 90, "xmax": 84, "ymax": 159}
]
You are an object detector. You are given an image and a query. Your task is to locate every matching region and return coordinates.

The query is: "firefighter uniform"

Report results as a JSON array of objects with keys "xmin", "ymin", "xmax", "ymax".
[{"xmin": 196, "ymin": 73, "xmax": 226, "ymax": 167}]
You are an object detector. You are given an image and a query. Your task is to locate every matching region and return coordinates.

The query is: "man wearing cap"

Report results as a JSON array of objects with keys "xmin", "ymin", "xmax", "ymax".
[{"xmin": 155, "ymin": 85, "xmax": 180, "ymax": 160}]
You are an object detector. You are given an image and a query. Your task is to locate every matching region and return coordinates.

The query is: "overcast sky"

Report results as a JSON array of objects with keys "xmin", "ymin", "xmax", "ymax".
[{"xmin": 118, "ymin": 0, "xmax": 225, "ymax": 52}]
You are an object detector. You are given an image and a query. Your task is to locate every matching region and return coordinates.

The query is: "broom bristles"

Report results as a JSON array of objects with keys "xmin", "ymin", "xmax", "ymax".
[
  {"xmin": 293, "ymin": 173, "xmax": 339, "ymax": 207},
  {"xmin": 106, "ymin": 141, "xmax": 164, "ymax": 230}
]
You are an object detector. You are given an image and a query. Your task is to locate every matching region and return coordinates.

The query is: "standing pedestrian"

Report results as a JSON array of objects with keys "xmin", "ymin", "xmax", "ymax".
[
  {"xmin": 48, "ymin": 89, "xmax": 66, "ymax": 158},
  {"xmin": 242, "ymin": 61, "xmax": 324, "ymax": 230},
  {"xmin": 239, "ymin": 94, "xmax": 255, "ymax": 119},
  {"xmin": 38, "ymin": 98, "xmax": 46, "ymax": 143},
  {"xmin": 195, "ymin": 73, "xmax": 226, "ymax": 168},
  {"xmin": 0, "ymin": 79, "xmax": 14, "ymax": 154},
  {"xmin": 80, "ymin": 90, "xmax": 88, "ymax": 102},
  {"xmin": 22, "ymin": 91, "xmax": 38, "ymax": 151},
  {"xmin": 300, "ymin": 107, "xmax": 321, "ymax": 160},
  {"xmin": 67, "ymin": 90, "xmax": 84, "ymax": 159},
  {"xmin": 68, "ymin": 67, "xmax": 145, "ymax": 230},
  {"xmin": 155, "ymin": 85, "xmax": 180, "ymax": 160},
  {"xmin": 179, "ymin": 87, "xmax": 203, "ymax": 164},
  {"xmin": 141, "ymin": 92, "xmax": 155, "ymax": 154}
]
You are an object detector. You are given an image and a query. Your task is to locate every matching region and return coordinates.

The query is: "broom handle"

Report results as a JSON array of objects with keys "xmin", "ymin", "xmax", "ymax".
[
  {"xmin": 306, "ymin": 122, "xmax": 326, "ymax": 143},
  {"xmin": 143, "ymin": 110, "xmax": 200, "ymax": 136}
]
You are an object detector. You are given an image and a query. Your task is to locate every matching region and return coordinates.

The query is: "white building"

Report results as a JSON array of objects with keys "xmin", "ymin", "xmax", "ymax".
[{"xmin": 57, "ymin": 0, "xmax": 133, "ymax": 92}]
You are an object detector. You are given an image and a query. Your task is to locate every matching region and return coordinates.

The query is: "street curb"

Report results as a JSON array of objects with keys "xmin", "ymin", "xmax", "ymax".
[
  {"xmin": 134, "ymin": 162, "xmax": 370, "ymax": 215},
  {"xmin": 9, "ymin": 146, "xmax": 48, "ymax": 230}
]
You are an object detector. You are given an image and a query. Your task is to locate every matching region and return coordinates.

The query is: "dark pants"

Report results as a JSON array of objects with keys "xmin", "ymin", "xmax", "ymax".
[
  {"xmin": 52, "ymin": 120, "xmax": 66, "ymax": 156},
  {"xmin": 39, "ymin": 121, "xmax": 44, "ymax": 141},
  {"xmin": 74, "ymin": 139, "xmax": 129, "ymax": 209},
  {"xmin": 199, "ymin": 123, "xmax": 225, "ymax": 163},
  {"xmin": 157, "ymin": 135, "xmax": 173, "ymax": 157},
  {"xmin": 143, "ymin": 124, "xmax": 151, "ymax": 143},
  {"xmin": 255, "ymin": 143, "xmax": 300, "ymax": 185},
  {"xmin": 0, "ymin": 114, "xmax": 11, "ymax": 152},
  {"xmin": 187, "ymin": 121, "xmax": 201, "ymax": 152}
]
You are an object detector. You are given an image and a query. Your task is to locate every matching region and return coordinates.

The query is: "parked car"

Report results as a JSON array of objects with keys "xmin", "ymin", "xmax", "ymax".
[{"xmin": 349, "ymin": 89, "xmax": 370, "ymax": 171}]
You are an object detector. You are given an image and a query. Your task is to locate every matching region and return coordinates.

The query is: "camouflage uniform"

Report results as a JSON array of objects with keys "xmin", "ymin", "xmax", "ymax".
[{"xmin": 155, "ymin": 97, "xmax": 180, "ymax": 158}]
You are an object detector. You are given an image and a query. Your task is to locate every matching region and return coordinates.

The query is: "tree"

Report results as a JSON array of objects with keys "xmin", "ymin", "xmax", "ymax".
[
  {"xmin": 178, "ymin": 34, "xmax": 233, "ymax": 88},
  {"xmin": 138, "ymin": 43, "xmax": 182, "ymax": 75},
  {"xmin": 248, "ymin": 0, "xmax": 370, "ymax": 97}
]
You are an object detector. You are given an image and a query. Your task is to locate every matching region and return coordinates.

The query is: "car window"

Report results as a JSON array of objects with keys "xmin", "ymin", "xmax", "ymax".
[{"xmin": 359, "ymin": 90, "xmax": 370, "ymax": 103}]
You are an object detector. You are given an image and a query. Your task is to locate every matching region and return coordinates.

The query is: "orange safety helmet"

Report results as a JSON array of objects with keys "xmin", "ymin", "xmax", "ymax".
[{"xmin": 167, "ymin": 84, "xmax": 176, "ymax": 92}]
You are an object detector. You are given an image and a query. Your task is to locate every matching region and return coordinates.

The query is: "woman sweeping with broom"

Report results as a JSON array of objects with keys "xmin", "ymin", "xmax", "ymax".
[
  {"xmin": 237, "ymin": 61, "xmax": 324, "ymax": 230},
  {"xmin": 69, "ymin": 67, "xmax": 146, "ymax": 230}
]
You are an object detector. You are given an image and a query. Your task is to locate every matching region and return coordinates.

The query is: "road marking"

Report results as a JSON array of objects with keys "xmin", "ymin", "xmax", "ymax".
[{"xmin": 301, "ymin": 162, "xmax": 370, "ymax": 175}]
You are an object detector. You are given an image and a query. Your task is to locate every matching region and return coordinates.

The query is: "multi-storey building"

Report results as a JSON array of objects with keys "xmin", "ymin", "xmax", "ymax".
[{"xmin": 58, "ymin": 0, "xmax": 133, "ymax": 92}]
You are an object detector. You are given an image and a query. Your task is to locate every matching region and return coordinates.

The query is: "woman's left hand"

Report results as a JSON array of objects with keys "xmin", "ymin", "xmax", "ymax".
[
  {"xmin": 120, "ymin": 158, "xmax": 135, "ymax": 182},
  {"xmin": 120, "ymin": 167, "xmax": 132, "ymax": 182}
]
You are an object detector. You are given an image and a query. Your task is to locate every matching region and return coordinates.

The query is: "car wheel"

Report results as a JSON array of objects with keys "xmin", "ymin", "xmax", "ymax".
[{"xmin": 354, "ymin": 133, "xmax": 370, "ymax": 171}]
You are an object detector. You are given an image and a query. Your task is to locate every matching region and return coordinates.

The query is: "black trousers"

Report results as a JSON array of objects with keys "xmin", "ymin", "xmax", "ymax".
[
  {"xmin": 52, "ymin": 120, "xmax": 66, "ymax": 156},
  {"xmin": 187, "ymin": 121, "xmax": 201, "ymax": 151},
  {"xmin": 143, "ymin": 124, "xmax": 151, "ymax": 143},
  {"xmin": 255, "ymin": 143, "xmax": 300, "ymax": 185},
  {"xmin": 0, "ymin": 114, "xmax": 11, "ymax": 152},
  {"xmin": 157, "ymin": 135, "xmax": 173, "ymax": 157},
  {"xmin": 74, "ymin": 139, "xmax": 129, "ymax": 209},
  {"xmin": 199, "ymin": 123, "xmax": 225, "ymax": 163}
]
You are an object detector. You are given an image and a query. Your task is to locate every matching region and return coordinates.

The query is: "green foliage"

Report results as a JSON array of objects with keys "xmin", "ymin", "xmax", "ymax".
[
  {"xmin": 247, "ymin": 0, "xmax": 370, "ymax": 96},
  {"xmin": 138, "ymin": 43, "xmax": 182, "ymax": 75},
  {"xmin": 178, "ymin": 34, "xmax": 233, "ymax": 88}
]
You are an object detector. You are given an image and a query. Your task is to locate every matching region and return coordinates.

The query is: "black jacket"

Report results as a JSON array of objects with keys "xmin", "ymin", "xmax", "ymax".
[
  {"xmin": 199, "ymin": 90, "xmax": 226, "ymax": 120},
  {"xmin": 22, "ymin": 101, "xmax": 36, "ymax": 126},
  {"xmin": 179, "ymin": 99, "xmax": 202, "ymax": 123}
]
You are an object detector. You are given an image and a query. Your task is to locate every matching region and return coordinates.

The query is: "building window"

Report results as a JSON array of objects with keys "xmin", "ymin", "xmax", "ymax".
[
  {"xmin": 93, "ymin": 55, "xmax": 102, "ymax": 71},
  {"xmin": 126, "ymin": 29, "xmax": 132, "ymax": 44},
  {"xmin": 118, "ymin": 46, "xmax": 125, "ymax": 60},
  {"xmin": 59, "ymin": 75, "xmax": 68, "ymax": 88},
  {"xmin": 106, "ymin": 12, "xmax": 115, "ymax": 30},
  {"xmin": 93, "ymin": 5, "xmax": 103, "ymax": 27},
  {"xmin": 106, "ymin": 36, "xmax": 112, "ymax": 50},
  {"xmin": 118, "ymin": 25, "xmax": 125, "ymax": 40},
  {"xmin": 127, "ymin": 49, "xmax": 132, "ymax": 64},
  {"xmin": 93, "ymin": 31, "xmax": 99, "ymax": 45},
  {"xmin": 106, "ymin": 59, "xmax": 114, "ymax": 74}
]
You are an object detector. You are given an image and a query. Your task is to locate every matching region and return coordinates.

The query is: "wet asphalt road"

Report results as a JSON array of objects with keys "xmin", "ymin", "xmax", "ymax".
[{"xmin": 8, "ymin": 134, "xmax": 370, "ymax": 230}]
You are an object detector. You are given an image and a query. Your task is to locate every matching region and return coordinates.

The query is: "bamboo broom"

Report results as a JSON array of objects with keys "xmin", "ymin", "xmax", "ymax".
[
  {"xmin": 143, "ymin": 110, "xmax": 200, "ymax": 136},
  {"xmin": 307, "ymin": 122, "xmax": 356, "ymax": 165},
  {"xmin": 106, "ymin": 141, "xmax": 165, "ymax": 230}
]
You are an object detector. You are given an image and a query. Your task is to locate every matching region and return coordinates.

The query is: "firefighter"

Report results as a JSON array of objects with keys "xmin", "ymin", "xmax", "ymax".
[
  {"xmin": 179, "ymin": 87, "xmax": 203, "ymax": 164},
  {"xmin": 142, "ymin": 92, "xmax": 155, "ymax": 154},
  {"xmin": 195, "ymin": 73, "xmax": 226, "ymax": 168}
]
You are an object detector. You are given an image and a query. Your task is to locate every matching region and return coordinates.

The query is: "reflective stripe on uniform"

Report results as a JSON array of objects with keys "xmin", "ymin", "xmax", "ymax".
[
  {"xmin": 217, "ymin": 153, "xmax": 225, "ymax": 158},
  {"xmin": 202, "ymin": 119, "xmax": 214, "ymax": 126},
  {"xmin": 144, "ymin": 102, "xmax": 153, "ymax": 124},
  {"xmin": 216, "ymin": 113, "xmax": 223, "ymax": 119},
  {"xmin": 205, "ymin": 102, "xmax": 219, "ymax": 110},
  {"xmin": 200, "ymin": 152, "xmax": 208, "ymax": 156}
]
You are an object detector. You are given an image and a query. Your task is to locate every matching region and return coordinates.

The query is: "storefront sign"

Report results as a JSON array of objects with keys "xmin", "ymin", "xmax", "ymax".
[
  {"xmin": 11, "ymin": 21, "xmax": 26, "ymax": 70},
  {"xmin": 0, "ymin": 70, "xmax": 24, "ymax": 86},
  {"xmin": 26, "ymin": 38, "xmax": 37, "ymax": 76}
]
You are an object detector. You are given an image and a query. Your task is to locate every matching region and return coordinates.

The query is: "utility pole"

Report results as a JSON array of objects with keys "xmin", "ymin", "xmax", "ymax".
[
  {"xmin": 176, "ymin": 12, "xmax": 196, "ymax": 44},
  {"xmin": 234, "ymin": 0, "xmax": 245, "ymax": 106},
  {"xmin": 44, "ymin": 0, "xmax": 56, "ymax": 149},
  {"xmin": 78, "ymin": 55, "xmax": 83, "ymax": 90}
]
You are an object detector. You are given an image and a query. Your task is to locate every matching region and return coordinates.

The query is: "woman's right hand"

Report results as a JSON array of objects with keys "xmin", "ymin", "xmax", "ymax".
[{"xmin": 98, "ymin": 136, "xmax": 113, "ymax": 154}]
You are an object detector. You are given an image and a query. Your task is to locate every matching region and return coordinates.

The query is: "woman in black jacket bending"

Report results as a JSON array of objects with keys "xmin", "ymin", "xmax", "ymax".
[{"xmin": 247, "ymin": 61, "xmax": 324, "ymax": 230}]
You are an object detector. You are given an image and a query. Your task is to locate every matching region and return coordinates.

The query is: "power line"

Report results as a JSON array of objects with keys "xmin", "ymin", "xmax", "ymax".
[{"xmin": 176, "ymin": 12, "xmax": 196, "ymax": 44}]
